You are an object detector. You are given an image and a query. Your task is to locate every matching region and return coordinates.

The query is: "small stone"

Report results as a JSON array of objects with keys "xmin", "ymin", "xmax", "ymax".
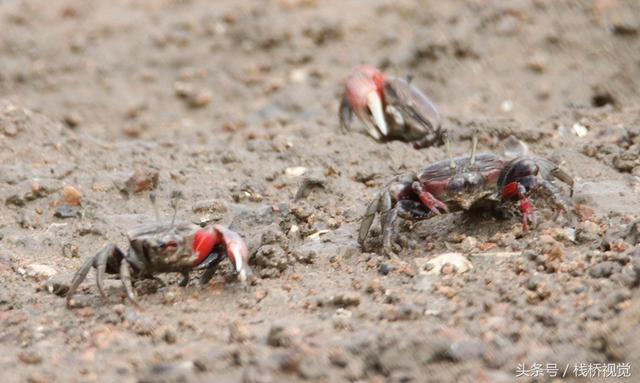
[
  {"xmin": 62, "ymin": 185, "xmax": 82, "ymax": 206},
  {"xmin": 23, "ymin": 264, "xmax": 57, "ymax": 281},
  {"xmin": 163, "ymin": 290, "xmax": 177, "ymax": 305},
  {"xmin": 461, "ymin": 236, "xmax": 478, "ymax": 253},
  {"xmin": 267, "ymin": 324, "xmax": 298, "ymax": 347},
  {"xmin": 589, "ymin": 261, "xmax": 621, "ymax": 278},
  {"xmin": 330, "ymin": 293, "xmax": 360, "ymax": 307},
  {"xmin": 378, "ymin": 263, "xmax": 391, "ymax": 275},
  {"xmin": 188, "ymin": 89, "xmax": 212, "ymax": 108},
  {"xmin": 18, "ymin": 350, "xmax": 42, "ymax": 365},
  {"xmin": 162, "ymin": 328, "xmax": 177, "ymax": 344},
  {"xmin": 54, "ymin": 204, "xmax": 79, "ymax": 219},
  {"xmin": 2, "ymin": 120, "xmax": 19, "ymax": 137},
  {"xmin": 229, "ymin": 321, "xmax": 252, "ymax": 343},
  {"xmin": 63, "ymin": 112, "xmax": 82, "ymax": 128},
  {"xmin": 332, "ymin": 308, "xmax": 353, "ymax": 330},
  {"xmin": 327, "ymin": 347, "xmax": 349, "ymax": 368},
  {"xmin": 125, "ymin": 169, "xmax": 159, "ymax": 194},
  {"xmin": 293, "ymin": 249, "xmax": 316, "ymax": 264},
  {"xmin": 417, "ymin": 253, "xmax": 472, "ymax": 275},
  {"xmin": 577, "ymin": 221, "xmax": 601, "ymax": 243},
  {"xmin": 284, "ymin": 166, "xmax": 307, "ymax": 177},
  {"xmin": 42, "ymin": 275, "xmax": 69, "ymax": 296}
]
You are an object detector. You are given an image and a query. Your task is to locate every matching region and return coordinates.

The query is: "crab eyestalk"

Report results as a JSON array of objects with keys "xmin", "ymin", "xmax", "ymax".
[
  {"xmin": 469, "ymin": 129, "xmax": 479, "ymax": 166},
  {"xmin": 149, "ymin": 192, "xmax": 160, "ymax": 223},
  {"xmin": 170, "ymin": 190, "xmax": 183, "ymax": 225},
  {"xmin": 443, "ymin": 131, "xmax": 456, "ymax": 170}
]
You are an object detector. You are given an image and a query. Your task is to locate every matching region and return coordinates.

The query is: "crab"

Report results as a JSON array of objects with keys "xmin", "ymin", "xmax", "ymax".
[
  {"xmin": 66, "ymin": 196, "xmax": 250, "ymax": 307},
  {"xmin": 339, "ymin": 64, "xmax": 444, "ymax": 149},
  {"xmin": 358, "ymin": 131, "xmax": 574, "ymax": 254}
]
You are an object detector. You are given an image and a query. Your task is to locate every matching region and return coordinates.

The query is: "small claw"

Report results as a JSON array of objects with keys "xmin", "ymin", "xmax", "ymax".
[
  {"xmin": 520, "ymin": 197, "xmax": 536, "ymax": 231},
  {"xmin": 413, "ymin": 184, "xmax": 448, "ymax": 215},
  {"xmin": 367, "ymin": 91, "xmax": 388, "ymax": 137}
]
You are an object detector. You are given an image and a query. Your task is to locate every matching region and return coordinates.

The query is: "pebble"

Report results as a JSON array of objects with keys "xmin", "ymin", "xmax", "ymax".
[
  {"xmin": 228, "ymin": 321, "xmax": 252, "ymax": 343},
  {"xmin": 18, "ymin": 350, "xmax": 42, "ymax": 365},
  {"xmin": 332, "ymin": 308, "xmax": 353, "ymax": 330},
  {"xmin": 62, "ymin": 185, "xmax": 82, "ymax": 206},
  {"xmin": 330, "ymin": 293, "xmax": 361, "ymax": 307},
  {"xmin": 416, "ymin": 253, "xmax": 472, "ymax": 275},
  {"xmin": 378, "ymin": 263, "xmax": 391, "ymax": 275},
  {"xmin": 125, "ymin": 169, "xmax": 159, "ymax": 194},
  {"xmin": 589, "ymin": 261, "xmax": 621, "ymax": 278},
  {"xmin": 22, "ymin": 264, "xmax": 57, "ymax": 280},
  {"xmin": 577, "ymin": 221, "xmax": 601, "ymax": 243},
  {"xmin": 42, "ymin": 275, "xmax": 70, "ymax": 296},
  {"xmin": 54, "ymin": 204, "xmax": 79, "ymax": 219},
  {"xmin": 461, "ymin": 236, "xmax": 478, "ymax": 253},
  {"xmin": 267, "ymin": 324, "xmax": 298, "ymax": 347}
]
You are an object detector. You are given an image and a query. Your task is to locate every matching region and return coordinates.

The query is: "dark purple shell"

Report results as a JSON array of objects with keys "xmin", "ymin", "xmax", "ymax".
[{"xmin": 417, "ymin": 153, "xmax": 503, "ymax": 197}]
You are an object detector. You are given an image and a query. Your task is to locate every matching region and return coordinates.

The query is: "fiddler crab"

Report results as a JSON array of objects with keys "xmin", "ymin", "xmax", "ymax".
[
  {"xmin": 66, "ymin": 193, "xmax": 251, "ymax": 307},
  {"xmin": 359, "ymin": 130, "xmax": 575, "ymax": 255},
  {"xmin": 339, "ymin": 64, "xmax": 444, "ymax": 149}
]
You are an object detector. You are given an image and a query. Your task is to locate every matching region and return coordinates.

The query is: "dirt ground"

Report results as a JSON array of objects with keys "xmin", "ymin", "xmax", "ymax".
[{"xmin": 1, "ymin": 0, "xmax": 640, "ymax": 382}]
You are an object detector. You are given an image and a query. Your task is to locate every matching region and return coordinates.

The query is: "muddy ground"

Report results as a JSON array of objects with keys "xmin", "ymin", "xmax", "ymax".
[{"xmin": 1, "ymin": 0, "xmax": 640, "ymax": 382}]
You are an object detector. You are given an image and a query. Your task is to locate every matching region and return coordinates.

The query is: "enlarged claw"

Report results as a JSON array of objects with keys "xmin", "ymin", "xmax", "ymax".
[
  {"xmin": 193, "ymin": 225, "xmax": 251, "ymax": 283},
  {"xmin": 340, "ymin": 65, "xmax": 442, "ymax": 148},
  {"xmin": 342, "ymin": 65, "xmax": 387, "ymax": 140}
]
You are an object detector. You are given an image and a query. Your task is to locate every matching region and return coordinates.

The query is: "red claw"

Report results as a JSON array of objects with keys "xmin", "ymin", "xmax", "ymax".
[
  {"xmin": 193, "ymin": 229, "xmax": 217, "ymax": 265},
  {"xmin": 344, "ymin": 65, "xmax": 389, "ymax": 139},
  {"xmin": 520, "ymin": 197, "xmax": 536, "ymax": 231},
  {"xmin": 418, "ymin": 190, "xmax": 449, "ymax": 215},
  {"xmin": 501, "ymin": 181, "xmax": 521, "ymax": 200}
]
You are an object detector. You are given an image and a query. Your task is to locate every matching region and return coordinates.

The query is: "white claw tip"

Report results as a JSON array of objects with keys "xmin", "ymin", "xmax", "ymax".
[
  {"xmin": 238, "ymin": 269, "xmax": 247, "ymax": 283},
  {"xmin": 367, "ymin": 92, "xmax": 388, "ymax": 137}
]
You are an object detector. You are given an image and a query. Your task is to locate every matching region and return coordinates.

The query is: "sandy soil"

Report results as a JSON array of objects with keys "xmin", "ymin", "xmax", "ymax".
[{"xmin": 1, "ymin": 0, "xmax": 640, "ymax": 382}]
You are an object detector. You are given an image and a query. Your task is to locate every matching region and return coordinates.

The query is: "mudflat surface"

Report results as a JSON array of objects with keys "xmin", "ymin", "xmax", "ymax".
[{"xmin": 1, "ymin": 1, "xmax": 640, "ymax": 382}]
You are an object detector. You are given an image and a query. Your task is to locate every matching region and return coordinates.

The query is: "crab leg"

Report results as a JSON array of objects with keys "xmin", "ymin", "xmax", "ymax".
[
  {"xmin": 119, "ymin": 260, "xmax": 138, "ymax": 306},
  {"xmin": 66, "ymin": 255, "xmax": 95, "ymax": 307},
  {"xmin": 501, "ymin": 180, "xmax": 536, "ymax": 231},
  {"xmin": 358, "ymin": 191, "xmax": 383, "ymax": 245},
  {"xmin": 66, "ymin": 244, "xmax": 125, "ymax": 307},
  {"xmin": 178, "ymin": 271, "xmax": 190, "ymax": 287},
  {"xmin": 95, "ymin": 245, "xmax": 114, "ymax": 299},
  {"xmin": 339, "ymin": 95, "xmax": 353, "ymax": 133},
  {"xmin": 381, "ymin": 200, "xmax": 436, "ymax": 254}
]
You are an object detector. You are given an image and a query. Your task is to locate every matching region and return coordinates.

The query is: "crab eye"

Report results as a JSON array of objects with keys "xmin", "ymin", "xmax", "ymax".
[
  {"xmin": 448, "ymin": 177, "xmax": 464, "ymax": 194},
  {"xmin": 163, "ymin": 240, "xmax": 178, "ymax": 252}
]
